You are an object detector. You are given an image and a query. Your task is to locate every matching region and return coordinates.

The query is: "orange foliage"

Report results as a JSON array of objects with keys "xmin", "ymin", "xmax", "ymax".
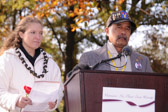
[
  {"xmin": 44, "ymin": 0, "xmax": 50, "ymax": 3},
  {"xmin": 53, "ymin": 1, "xmax": 57, "ymax": 6},
  {"xmin": 116, "ymin": 0, "xmax": 125, "ymax": 11},
  {"xmin": 33, "ymin": 0, "xmax": 96, "ymax": 31},
  {"xmin": 118, "ymin": 0, "xmax": 125, "ymax": 4}
]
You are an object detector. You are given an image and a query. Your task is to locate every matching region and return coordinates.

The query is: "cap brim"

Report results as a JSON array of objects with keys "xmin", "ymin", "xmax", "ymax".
[
  {"xmin": 113, "ymin": 19, "xmax": 136, "ymax": 33},
  {"xmin": 113, "ymin": 19, "xmax": 136, "ymax": 27}
]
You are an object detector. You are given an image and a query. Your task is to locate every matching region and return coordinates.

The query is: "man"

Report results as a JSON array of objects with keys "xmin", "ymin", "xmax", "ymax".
[{"xmin": 78, "ymin": 10, "xmax": 153, "ymax": 72}]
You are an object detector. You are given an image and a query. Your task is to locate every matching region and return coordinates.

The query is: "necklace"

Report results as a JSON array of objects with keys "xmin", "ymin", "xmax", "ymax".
[
  {"xmin": 107, "ymin": 50, "xmax": 128, "ymax": 71},
  {"xmin": 15, "ymin": 48, "xmax": 49, "ymax": 78}
]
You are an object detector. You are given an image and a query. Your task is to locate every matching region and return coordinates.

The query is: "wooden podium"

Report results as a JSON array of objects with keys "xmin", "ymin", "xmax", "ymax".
[{"xmin": 64, "ymin": 70, "xmax": 168, "ymax": 112}]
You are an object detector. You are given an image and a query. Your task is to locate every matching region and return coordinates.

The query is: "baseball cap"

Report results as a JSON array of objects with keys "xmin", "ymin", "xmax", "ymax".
[{"xmin": 106, "ymin": 10, "xmax": 136, "ymax": 33}]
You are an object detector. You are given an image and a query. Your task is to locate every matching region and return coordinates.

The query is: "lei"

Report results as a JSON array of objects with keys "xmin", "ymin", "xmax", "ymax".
[{"xmin": 15, "ymin": 48, "xmax": 49, "ymax": 78}]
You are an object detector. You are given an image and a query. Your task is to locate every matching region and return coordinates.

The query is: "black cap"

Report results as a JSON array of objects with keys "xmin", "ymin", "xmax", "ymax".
[{"xmin": 106, "ymin": 10, "xmax": 136, "ymax": 33}]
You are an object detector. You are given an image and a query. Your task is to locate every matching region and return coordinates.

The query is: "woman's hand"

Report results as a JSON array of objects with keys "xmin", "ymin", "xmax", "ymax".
[
  {"xmin": 48, "ymin": 100, "xmax": 57, "ymax": 109},
  {"xmin": 16, "ymin": 96, "xmax": 32, "ymax": 108}
]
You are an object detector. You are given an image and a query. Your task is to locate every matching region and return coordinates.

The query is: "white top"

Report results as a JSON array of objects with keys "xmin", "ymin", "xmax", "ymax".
[
  {"xmin": 107, "ymin": 41, "xmax": 132, "ymax": 71},
  {"xmin": 0, "ymin": 48, "xmax": 64, "ymax": 112}
]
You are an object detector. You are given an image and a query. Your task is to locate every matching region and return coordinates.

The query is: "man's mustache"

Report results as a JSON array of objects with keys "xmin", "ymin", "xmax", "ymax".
[{"xmin": 117, "ymin": 35, "xmax": 127, "ymax": 41}]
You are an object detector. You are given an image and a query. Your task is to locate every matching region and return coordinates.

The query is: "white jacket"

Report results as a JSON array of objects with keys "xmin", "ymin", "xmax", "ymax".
[{"xmin": 0, "ymin": 48, "xmax": 64, "ymax": 112}]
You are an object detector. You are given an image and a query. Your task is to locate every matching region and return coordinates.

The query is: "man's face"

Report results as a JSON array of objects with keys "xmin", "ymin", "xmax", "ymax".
[{"xmin": 105, "ymin": 21, "xmax": 131, "ymax": 49}]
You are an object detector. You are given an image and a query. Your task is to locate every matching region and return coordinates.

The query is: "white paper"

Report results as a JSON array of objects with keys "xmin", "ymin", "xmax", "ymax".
[
  {"xmin": 22, "ymin": 81, "xmax": 60, "ymax": 112},
  {"xmin": 102, "ymin": 87, "xmax": 155, "ymax": 112}
]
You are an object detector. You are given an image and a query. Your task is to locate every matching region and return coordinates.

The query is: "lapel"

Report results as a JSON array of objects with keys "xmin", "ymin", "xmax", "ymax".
[
  {"xmin": 96, "ymin": 44, "xmax": 108, "ymax": 60},
  {"xmin": 94, "ymin": 43, "xmax": 111, "ymax": 70},
  {"xmin": 131, "ymin": 52, "xmax": 144, "ymax": 72}
]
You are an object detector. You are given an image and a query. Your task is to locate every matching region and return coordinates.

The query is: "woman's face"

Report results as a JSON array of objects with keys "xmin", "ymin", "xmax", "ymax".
[{"xmin": 19, "ymin": 23, "xmax": 43, "ymax": 53}]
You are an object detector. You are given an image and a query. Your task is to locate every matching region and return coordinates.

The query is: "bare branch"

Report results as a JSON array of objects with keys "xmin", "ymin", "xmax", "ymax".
[{"xmin": 45, "ymin": 16, "xmax": 65, "ymax": 60}]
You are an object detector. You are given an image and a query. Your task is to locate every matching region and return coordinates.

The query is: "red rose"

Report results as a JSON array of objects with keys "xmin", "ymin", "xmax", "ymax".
[{"xmin": 24, "ymin": 86, "xmax": 32, "ymax": 97}]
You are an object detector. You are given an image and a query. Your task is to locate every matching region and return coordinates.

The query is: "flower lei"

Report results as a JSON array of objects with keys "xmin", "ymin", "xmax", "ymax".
[{"xmin": 15, "ymin": 48, "xmax": 49, "ymax": 78}]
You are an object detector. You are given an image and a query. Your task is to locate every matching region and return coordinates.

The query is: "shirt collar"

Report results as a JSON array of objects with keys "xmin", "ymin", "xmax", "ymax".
[
  {"xmin": 19, "ymin": 43, "xmax": 41, "ymax": 66},
  {"xmin": 107, "ymin": 40, "xmax": 119, "ymax": 56}
]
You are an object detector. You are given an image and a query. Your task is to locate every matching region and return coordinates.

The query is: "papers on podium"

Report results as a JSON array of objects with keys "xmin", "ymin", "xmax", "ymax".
[
  {"xmin": 22, "ymin": 81, "xmax": 60, "ymax": 112},
  {"xmin": 102, "ymin": 87, "xmax": 155, "ymax": 112}
]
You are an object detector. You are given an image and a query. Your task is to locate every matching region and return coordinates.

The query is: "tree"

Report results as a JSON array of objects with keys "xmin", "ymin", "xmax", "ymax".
[
  {"xmin": 127, "ymin": 0, "xmax": 168, "ymax": 73},
  {"xmin": 136, "ymin": 25, "xmax": 168, "ymax": 73},
  {"xmin": 0, "ymin": 0, "xmax": 36, "ymax": 46}
]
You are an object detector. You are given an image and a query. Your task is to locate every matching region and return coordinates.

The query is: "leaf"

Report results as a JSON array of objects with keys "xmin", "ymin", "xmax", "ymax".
[
  {"xmin": 162, "ymin": 5, "xmax": 165, "ymax": 10},
  {"xmin": 118, "ymin": 0, "xmax": 125, "ymax": 4},
  {"xmin": 24, "ymin": 1, "xmax": 30, "ymax": 7},
  {"xmin": 74, "ymin": 7, "xmax": 79, "ymax": 14},
  {"xmin": 1, "ymin": 0, "xmax": 6, "ymax": 5},
  {"xmin": 40, "ymin": 13, "xmax": 45, "ymax": 18},
  {"xmin": 53, "ymin": 1, "xmax": 57, "ymax": 6},
  {"xmin": 69, "ymin": 12, "xmax": 75, "ymax": 17},
  {"xmin": 76, "ymin": 19, "xmax": 83, "ymax": 25},
  {"xmin": 71, "ymin": 27, "xmax": 76, "ymax": 32},
  {"xmin": 84, "ymin": 22, "xmax": 87, "ymax": 27},
  {"xmin": 92, "ymin": 1, "xmax": 97, "ymax": 7},
  {"xmin": 79, "ymin": 3, "xmax": 86, "ymax": 9},
  {"xmin": 44, "ymin": 3, "xmax": 49, "ymax": 9},
  {"xmin": 45, "ymin": 0, "xmax": 50, "ymax": 3},
  {"xmin": 0, "ymin": 15, "xmax": 6, "ymax": 23}
]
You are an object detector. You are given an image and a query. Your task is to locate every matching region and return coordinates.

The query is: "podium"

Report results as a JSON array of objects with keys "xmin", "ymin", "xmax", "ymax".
[{"xmin": 64, "ymin": 70, "xmax": 168, "ymax": 112}]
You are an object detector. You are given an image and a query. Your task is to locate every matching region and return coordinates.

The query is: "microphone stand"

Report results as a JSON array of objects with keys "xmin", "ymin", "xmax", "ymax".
[{"xmin": 91, "ymin": 54, "xmax": 122, "ymax": 70}]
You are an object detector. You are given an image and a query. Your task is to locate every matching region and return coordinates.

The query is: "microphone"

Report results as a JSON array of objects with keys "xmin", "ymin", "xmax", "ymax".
[
  {"xmin": 91, "ymin": 46, "xmax": 132, "ymax": 70},
  {"xmin": 67, "ymin": 63, "xmax": 91, "ymax": 77},
  {"xmin": 91, "ymin": 54, "xmax": 121, "ymax": 70},
  {"xmin": 121, "ymin": 46, "xmax": 132, "ymax": 56}
]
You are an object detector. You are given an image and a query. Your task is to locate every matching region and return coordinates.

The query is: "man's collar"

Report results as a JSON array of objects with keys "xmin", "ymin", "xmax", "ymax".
[{"xmin": 107, "ymin": 41, "xmax": 119, "ymax": 56}]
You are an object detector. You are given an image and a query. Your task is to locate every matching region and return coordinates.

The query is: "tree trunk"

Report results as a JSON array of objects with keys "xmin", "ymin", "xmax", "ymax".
[
  {"xmin": 64, "ymin": 10, "xmax": 76, "ymax": 78},
  {"xmin": 63, "ymin": 6, "xmax": 77, "ymax": 112}
]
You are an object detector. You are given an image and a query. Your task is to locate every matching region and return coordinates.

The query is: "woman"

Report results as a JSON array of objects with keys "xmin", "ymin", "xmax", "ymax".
[{"xmin": 0, "ymin": 16, "xmax": 64, "ymax": 112}]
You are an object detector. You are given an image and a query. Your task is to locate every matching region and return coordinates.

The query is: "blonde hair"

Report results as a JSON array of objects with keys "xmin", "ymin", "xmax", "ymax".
[{"xmin": 0, "ymin": 16, "xmax": 42, "ymax": 55}]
